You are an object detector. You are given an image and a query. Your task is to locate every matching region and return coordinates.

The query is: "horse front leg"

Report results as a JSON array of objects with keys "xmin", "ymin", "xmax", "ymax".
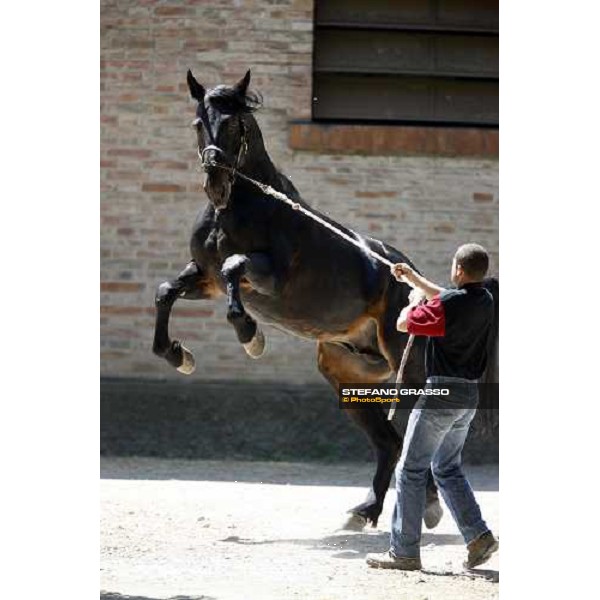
[
  {"xmin": 152, "ymin": 260, "xmax": 216, "ymax": 374},
  {"xmin": 221, "ymin": 253, "xmax": 274, "ymax": 358}
]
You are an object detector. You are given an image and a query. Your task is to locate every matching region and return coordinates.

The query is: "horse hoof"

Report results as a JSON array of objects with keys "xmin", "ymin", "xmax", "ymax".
[
  {"xmin": 340, "ymin": 513, "xmax": 368, "ymax": 531},
  {"xmin": 424, "ymin": 499, "xmax": 443, "ymax": 529},
  {"xmin": 243, "ymin": 328, "xmax": 265, "ymax": 359},
  {"xmin": 176, "ymin": 344, "xmax": 196, "ymax": 375}
]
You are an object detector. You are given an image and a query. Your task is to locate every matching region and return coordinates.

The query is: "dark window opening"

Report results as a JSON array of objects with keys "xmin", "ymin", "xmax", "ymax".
[{"xmin": 312, "ymin": 0, "xmax": 498, "ymax": 127}]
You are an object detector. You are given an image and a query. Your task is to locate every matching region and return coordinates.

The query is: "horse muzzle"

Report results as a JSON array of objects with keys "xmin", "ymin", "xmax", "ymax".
[
  {"xmin": 203, "ymin": 172, "xmax": 232, "ymax": 209},
  {"xmin": 199, "ymin": 145, "xmax": 234, "ymax": 207}
]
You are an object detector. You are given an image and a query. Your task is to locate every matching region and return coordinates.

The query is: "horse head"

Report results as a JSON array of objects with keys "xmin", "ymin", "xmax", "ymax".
[{"xmin": 187, "ymin": 69, "xmax": 261, "ymax": 209}]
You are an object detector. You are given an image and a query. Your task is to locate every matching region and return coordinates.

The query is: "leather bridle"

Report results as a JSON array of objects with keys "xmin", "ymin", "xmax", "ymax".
[{"xmin": 195, "ymin": 112, "xmax": 248, "ymax": 182}]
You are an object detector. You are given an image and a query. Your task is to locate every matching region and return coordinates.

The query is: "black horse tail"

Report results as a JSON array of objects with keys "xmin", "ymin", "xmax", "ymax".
[{"xmin": 473, "ymin": 276, "xmax": 499, "ymax": 436}]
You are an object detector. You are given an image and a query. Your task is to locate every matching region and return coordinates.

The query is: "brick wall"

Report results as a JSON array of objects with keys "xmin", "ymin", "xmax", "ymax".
[{"xmin": 101, "ymin": 0, "xmax": 498, "ymax": 383}]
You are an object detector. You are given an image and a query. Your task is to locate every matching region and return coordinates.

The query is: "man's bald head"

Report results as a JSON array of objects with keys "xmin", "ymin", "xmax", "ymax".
[{"xmin": 453, "ymin": 243, "xmax": 489, "ymax": 282}]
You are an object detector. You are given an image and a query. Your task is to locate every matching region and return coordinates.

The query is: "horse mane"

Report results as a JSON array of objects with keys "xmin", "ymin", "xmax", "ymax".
[
  {"xmin": 207, "ymin": 84, "xmax": 263, "ymax": 114},
  {"xmin": 207, "ymin": 83, "xmax": 301, "ymax": 202}
]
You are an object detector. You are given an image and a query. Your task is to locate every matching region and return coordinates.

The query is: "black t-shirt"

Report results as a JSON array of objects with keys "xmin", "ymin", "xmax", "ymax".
[{"xmin": 406, "ymin": 282, "xmax": 494, "ymax": 380}]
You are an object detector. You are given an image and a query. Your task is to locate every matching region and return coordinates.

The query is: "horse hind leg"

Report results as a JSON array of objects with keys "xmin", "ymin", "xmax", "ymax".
[
  {"xmin": 317, "ymin": 340, "xmax": 399, "ymax": 529},
  {"xmin": 374, "ymin": 311, "xmax": 444, "ymax": 529}
]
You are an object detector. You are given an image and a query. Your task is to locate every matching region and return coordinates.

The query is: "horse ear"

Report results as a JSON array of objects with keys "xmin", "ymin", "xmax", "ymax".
[
  {"xmin": 187, "ymin": 69, "xmax": 205, "ymax": 102},
  {"xmin": 233, "ymin": 70, "xmax": 251, "ymax": 97}
]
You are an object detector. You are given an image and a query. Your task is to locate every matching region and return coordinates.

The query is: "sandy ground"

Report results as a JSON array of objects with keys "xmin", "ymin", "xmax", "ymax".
[{"xmin": 100, "ymin": 458, "xmax": 499, "ymax": 600}]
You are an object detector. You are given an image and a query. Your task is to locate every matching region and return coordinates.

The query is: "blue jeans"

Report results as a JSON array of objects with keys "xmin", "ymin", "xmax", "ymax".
[{"xmin": 390, "ymin": 376, "xmax": 489, "ymax": 558}]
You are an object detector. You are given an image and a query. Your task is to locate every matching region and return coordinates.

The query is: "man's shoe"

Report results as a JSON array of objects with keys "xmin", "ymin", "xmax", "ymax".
[
  {"xmin": 366, "ymin": 550, "xmax": 422, "ymax": 570},
  {"xmin": 464, "ymin": 531, "xmax": 499, "ymax": 569}
]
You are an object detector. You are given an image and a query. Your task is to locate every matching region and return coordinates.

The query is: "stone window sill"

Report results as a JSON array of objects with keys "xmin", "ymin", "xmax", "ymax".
[{"xmin": 288, "ymin": 122, "xmax": 498, "ymax": 158}]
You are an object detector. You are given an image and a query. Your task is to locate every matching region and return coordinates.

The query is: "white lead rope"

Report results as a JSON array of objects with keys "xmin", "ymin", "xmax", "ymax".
[
  {"xmin": 230, "ymin": 168, "xmax": 398, "ymax": 269},
  {"xmin": 205, "ymin": 160, "xmax": 415, "ymax": 420},
  {"xmin": 387, "ymin": 333, "xmax": 416, "ymax": 421}
]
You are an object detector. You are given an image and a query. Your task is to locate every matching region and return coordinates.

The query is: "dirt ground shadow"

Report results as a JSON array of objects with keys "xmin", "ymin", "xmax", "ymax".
[
  {"xmin": 101, "ymin": 379, "xmax": 499, "ymax": 464},
  {"xmin": 101, "ymin": 594, "xmax": 216, "ymax": 600}
]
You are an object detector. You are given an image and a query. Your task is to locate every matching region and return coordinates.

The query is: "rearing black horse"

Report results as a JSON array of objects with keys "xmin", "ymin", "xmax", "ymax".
[{"xmin": 152, "ymin": 70, "xmax": 499, "ymax": 529}]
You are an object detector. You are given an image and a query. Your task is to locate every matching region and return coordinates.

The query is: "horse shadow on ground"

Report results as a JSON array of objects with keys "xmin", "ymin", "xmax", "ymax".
[
  {"xmin": 220, "ymin": 530, "xmax": 463, "ymax": 553},
  {"xmin": 421, "ymin": 568, "xmax": 499, "ymax": 583},
  {"xmin": 101, "ymin": 593, "xmax": 216, "ymax": 600},
  {"xmin": 219, "ymin": 531, "xmax": 498, "ymax": 582}
]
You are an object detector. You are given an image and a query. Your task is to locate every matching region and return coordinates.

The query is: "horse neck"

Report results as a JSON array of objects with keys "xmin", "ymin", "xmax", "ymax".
[{"xmin": 239, "ymin": 118, "xmax": 281, "ymax": 189}]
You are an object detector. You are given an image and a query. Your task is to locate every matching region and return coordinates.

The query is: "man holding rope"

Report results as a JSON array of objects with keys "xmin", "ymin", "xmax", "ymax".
[{"xmin": 366, "ymin": 243, "xmax": 499, "ymax": 571}]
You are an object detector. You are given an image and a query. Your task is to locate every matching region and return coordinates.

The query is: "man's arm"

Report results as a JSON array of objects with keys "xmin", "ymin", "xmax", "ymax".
[
  {"xmin": 396, "ymin": 304, "xmax": 412, "ymax": 332},
  {"xmin": 397, "ymin": 296, "xmax": 447, "ymax": 337},
  {"xmin": 395, "ymin": 287, "xmax": 426, "ymax": 332},
  {"xmin": 393, "ymin": 268, "xmax": 447, "ymax": 336},
  {"xmin": 391, "ymin": 263, "xmax": 445, "ymax": 300}
]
